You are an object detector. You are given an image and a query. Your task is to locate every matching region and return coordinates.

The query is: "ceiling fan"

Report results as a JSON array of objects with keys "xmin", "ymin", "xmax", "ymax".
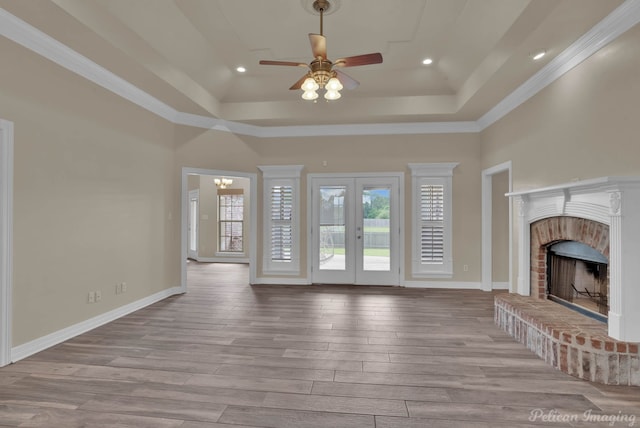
[{"xmin": 259, "ymin": 0, "xmax": 383, "ymax": 100}]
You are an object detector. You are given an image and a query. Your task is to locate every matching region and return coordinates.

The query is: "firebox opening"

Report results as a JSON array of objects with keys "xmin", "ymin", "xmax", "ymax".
[{"xmin": 546, "ymin": 241, "xmax": 608, "ymax": 323}]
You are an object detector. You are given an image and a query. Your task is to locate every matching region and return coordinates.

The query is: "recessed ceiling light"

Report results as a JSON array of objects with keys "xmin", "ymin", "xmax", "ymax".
[
  {"xmin": 532, "ymin": 51, "xmax": 546, "ymax": 61},
  {"xmin": 422, "ymin": 58, "xmax": 433, "ymax": 65},
  {"xmin": 236, "ymin": 66, "xmax": 247, "ymax": 73}
]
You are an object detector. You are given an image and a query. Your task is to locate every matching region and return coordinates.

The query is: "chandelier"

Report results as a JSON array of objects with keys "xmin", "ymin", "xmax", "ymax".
[{"xmin": 214, "ymin": 178, "xmax": 233, "ymax": 189}]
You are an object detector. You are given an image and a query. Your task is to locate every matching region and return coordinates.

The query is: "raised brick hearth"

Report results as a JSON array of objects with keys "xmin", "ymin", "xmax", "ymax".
[
  {"xmin": 501, "ymin": 177, "xmax": 640, "ymax": 385},
  {"xmin": 495, "ymin": 294, "xmax": 639, "ymax": 385}
]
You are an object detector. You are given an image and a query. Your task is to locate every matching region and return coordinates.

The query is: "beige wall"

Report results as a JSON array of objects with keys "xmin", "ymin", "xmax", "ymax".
[
  {"xmin": 480, "ymin": 24, "xmax": 640, "ymax": 285},
  {"xmin": 196, "ymin": 175, "xmax": 217, "ymax": 258},
  {"xmin": 235, "ymin": 134, "xmax": 480, "ymax": 281},
  {"xmin": 0, "ymin": 38, "xmax": 179, "ymax": 346},
  {"xmin": 175, "ymin": 132, "xmax": 483, "ymax": 282}
]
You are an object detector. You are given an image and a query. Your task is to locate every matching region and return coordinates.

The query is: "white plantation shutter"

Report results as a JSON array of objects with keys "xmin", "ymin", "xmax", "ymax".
[
  {"xmin": 259, "ymin": 165, "xmax": 303, "ymax": 275},
  {"xmin": 270, "ymin": 185, "xmax": 293, "ymax": 262},
  {"xmin": 420, "ymin": 184, "xmax": 444, "ymax": 263},
  {"xmin": 409, "ymin": 163, "xmax": 457, "ymax": 278}
]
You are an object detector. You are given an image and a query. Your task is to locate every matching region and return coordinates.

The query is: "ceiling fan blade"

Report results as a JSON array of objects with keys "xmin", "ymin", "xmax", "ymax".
[
  {"xmin": 259, "ymin": 60, "xmax": 308, "ymax": 67},
  {"xmin": 289, "ymin": 74, "xmax": 310, "ymax": 90},
  {"xmin": 335, "ymin": 70, "xmax": 359, "ymax": 90},
  {"xmin": 309, "ymin": 33, "xmax": 327, "ymax": 59},
  {"xmin": 334, "ymin": 53, "xmax": 383, "ymax": 67}
]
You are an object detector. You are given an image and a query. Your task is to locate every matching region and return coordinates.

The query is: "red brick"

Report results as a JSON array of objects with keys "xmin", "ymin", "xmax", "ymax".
[
  {"xmin": 629, "ymin": 344, "xmax": 638, "ymax": 355},
  {"xmin": 559, "ymin": 344, "xmax": 569, "ymax": 372},
  {"xmin": 616, "ymin": 343, "xmax": 627, "ymax": 353},
  {"xmin": 604, "ymin": 341, "xmax": 615, "ymax": 352},
  {"xmin": 591, "ymin": 338, "xmax": 602, "ymax": 350}
]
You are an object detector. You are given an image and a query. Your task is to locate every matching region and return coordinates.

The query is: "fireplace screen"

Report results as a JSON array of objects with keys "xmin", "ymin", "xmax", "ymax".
[{"xmin": 547, "ymin": 241, "xmax": 608, "ymax": 317}]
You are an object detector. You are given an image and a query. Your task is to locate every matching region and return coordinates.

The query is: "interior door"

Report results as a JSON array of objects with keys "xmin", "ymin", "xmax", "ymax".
[
  {"xmin": 188, "ymin": 190, "xmax": 199, "ymax": 259},
  {"xmin": 311, "ymin": 175, "xmax": 399, "ymax": 285}
]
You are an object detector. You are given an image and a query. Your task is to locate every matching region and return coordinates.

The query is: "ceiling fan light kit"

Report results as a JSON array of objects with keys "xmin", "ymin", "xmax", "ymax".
[{"xmin": 260, "ymin": 0, "xmax": 382, "ymax": 101}]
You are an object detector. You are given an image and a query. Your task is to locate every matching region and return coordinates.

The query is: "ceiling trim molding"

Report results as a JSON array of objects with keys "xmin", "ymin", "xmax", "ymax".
[
  {"xmin": 1, "ymin": 1, "xmax": 639, "ymax": 138},
  {"xmin": 0, "ymin": 8, "xmax": 178, "ymax": 123},
  {"xmin": 477, "ymin": 0, "xmax": 640, "ymax": 130}
]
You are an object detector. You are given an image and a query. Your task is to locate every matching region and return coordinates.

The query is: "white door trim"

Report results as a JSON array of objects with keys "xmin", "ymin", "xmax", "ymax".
[
  {"xmin": 481, "ymin": 161, "xmax": 512, "ymax": 292},
  {"xmin": 307, "ymin": 172, "xmax": 404, "ymax": 286},
  {"xmin": 0, "ymin": 119, "xmax": 14, "ymax": 367},
  {"xmin": 181, "ymin": 168, "xmax": 257, "ymax": 289}
]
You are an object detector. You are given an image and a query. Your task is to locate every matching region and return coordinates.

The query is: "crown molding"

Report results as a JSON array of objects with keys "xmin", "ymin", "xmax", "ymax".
[
  {"xmin": 2, "ymin": 1, "xmax": 639, "ymax": 138},
  {"xmin": 0, "ymin": 8, "xmax": 178, "ymax": 123},
  {"xmin": 477, "ymin": 0, "xmax": 640, "ymax": 130}
]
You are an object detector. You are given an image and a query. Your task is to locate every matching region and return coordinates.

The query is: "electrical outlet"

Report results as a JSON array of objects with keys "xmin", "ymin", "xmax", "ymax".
[
  {"xmin": 463, "ymin": 264, "xmax": 469, "ymax": 272},
  {"xmin": 95, "ymin": 290, "xmax": 102, "ymax": 302},
  {"xmin": 121, "ymin": 282, "xmax": 127, "ymax": 293},
  {"xmin": 88, "ymin": 291, "xmax": 95, "ymax": 303}
]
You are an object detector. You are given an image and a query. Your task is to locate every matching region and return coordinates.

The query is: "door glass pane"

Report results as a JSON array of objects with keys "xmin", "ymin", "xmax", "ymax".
[
  {"xmin": 319, "ymin": 186, "xmax": 346, "ymax": 271},
  {"xmin": 362, "ymin": 186, "xmax": 390, "ymax": 271}
]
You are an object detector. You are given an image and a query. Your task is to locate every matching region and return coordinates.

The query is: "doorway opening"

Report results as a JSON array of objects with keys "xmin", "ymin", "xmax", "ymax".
[
  {"xmin": 481, "ymin": 161, "xmax": 512, "ymax": 292},
  {"xmin": 181, "ymin": 168, "xmax": 257, "ymax": 290}
]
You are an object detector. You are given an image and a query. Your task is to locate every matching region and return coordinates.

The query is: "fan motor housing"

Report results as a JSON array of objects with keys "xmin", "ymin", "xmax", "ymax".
[{"xmin": 309, "ymin": 59, "xmax": 334, "ymax": 87}]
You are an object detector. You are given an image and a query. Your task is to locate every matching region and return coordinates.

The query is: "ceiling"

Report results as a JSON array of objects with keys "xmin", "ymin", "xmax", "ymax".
[{"xmin": 0, "ymin": 0, "xmax": 627, "ymax": 127}]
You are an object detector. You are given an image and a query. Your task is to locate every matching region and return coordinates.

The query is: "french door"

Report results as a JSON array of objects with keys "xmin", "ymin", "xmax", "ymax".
[{"xmin": 311, "ymin": 174, "xmax": 400, "ymax": 285}]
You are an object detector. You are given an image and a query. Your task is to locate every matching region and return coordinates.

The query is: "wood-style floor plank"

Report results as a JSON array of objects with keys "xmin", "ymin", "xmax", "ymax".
[{"xmin": 1, "ymin": 261, "xmax": 638, "ymax": 427}]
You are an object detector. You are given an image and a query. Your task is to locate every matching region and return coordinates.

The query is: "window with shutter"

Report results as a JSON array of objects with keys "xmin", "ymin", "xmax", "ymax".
[
  {"xmin": 259, "ymin": 165, "xmax": 303, "ymax": 275},
  {"xmin": 270, "ymin": 185, "xmax": 292, "ymax": 262},
  {"xmin": 409, "ymin": 163, "xmax": 458, "ymax": 278},
  {"xmin": 420, "ymin": 184, "xmax": 444, "ymax": 263}
]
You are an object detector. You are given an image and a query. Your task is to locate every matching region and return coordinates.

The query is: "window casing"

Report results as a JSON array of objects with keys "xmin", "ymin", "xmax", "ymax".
[
  {"xmin": 409, "ymin": 163, "xmax": 458, "ymax": 278},
  {"xmin": 259, "ymin": 165, "xmax": 303, "ymax": 275}
]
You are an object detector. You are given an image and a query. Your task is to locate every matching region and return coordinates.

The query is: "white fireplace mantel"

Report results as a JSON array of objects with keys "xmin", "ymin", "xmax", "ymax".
[{"xmin": 507, "ymin": 176, "xmax": 640, "ymax": 342}]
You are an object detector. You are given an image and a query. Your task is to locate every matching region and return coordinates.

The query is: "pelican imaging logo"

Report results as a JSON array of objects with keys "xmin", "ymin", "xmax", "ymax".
[{"xmin": 529, "ymin": 409, "xmax": 636, "ymax": 426}]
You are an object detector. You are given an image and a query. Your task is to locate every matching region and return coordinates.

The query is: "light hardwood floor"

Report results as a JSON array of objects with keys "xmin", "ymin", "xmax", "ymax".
[{"xmin": 1, "ymin": 262, "xmax": 638, "ymax": 427}]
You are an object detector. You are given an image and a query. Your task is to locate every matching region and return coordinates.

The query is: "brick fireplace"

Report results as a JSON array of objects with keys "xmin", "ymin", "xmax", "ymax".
[
  {"xmin": 531, "ymin": 216, "xmax": 609, "ymax": 318},
  {"xmin": 496, "ymin": 177, "xmax": 640, "ymax": 385}
]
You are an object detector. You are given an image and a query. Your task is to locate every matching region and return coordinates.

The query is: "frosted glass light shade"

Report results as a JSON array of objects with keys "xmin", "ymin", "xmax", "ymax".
[
  {"xmin": 301, "ymin": 77, "xmax": 319, "ymax": 92},
  {"xmin": 302, "ymin": 90, "xmax": 319, "ymax": 100},
  {"xmin": 326, "ymin": 77, "xmax": 343, "ymax": 91},
  {"xmin": 324, "ymin": 90, "xmax": 341, "ymax": 100}
]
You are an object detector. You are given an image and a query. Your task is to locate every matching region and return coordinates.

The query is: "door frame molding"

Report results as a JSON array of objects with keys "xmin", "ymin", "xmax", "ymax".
[
  {"xmin": 181, "ymin": 168, "xmax": 257, "ymax": 289},
  {"xmin": 481, "ymin": 161, "xmax": 512, "ymax": 292},
  {"xmin": 0, "ymin": 119, "xmax": 14, "ymax": 367},
  {"xmin": 187, "ymin": 189, "xmax": 199, "ymax": 260},
  {"xmin": 306, "ymin": 172, "xmax": 404, "ymax": 285}
]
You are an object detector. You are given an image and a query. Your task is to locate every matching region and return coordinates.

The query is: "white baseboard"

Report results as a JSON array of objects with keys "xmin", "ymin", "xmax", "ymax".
[
  {"xmin": 11, "ymin": 286, "xmax": 184, "ymax": 363},
  {"xmin": 403, "ymin": 280, "xmax": 482, "ymax": 289},
  {"xmin": 253, "ymin": 277, "xmax": 310, "ymax": 285},
  {"xmin": 194, "ymin": 256, "xmax": 249, "ymax": 264},
  {"xmin": 492, "ymin": 281, "xmax": 510, "ymax": 290}
]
